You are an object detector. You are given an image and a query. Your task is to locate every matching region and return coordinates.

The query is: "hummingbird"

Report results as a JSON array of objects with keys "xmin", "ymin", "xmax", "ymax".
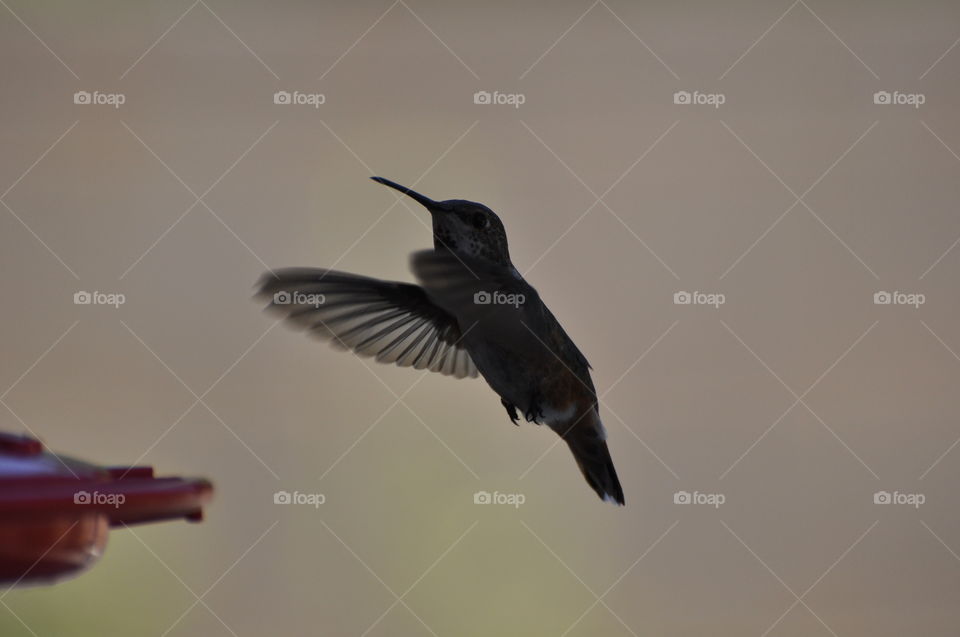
[{"xmin": 257, "ymin": 177, "xmax": 624, "ymax": 505}]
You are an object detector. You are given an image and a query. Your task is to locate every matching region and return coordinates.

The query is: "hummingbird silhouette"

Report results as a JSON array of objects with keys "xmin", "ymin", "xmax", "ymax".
[{"xmin": 257, "ymin": 177, "xmax": 624, "ymax": 505}]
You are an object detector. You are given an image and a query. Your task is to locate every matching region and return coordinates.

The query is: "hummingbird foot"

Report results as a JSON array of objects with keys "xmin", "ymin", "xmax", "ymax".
[
  {"xmin": 524, "ymin": 403, "xmax": 543, "ymax": 424},
  {"xmin": 501, "ymin": 399, "xmax": 520, "ymax": 425}
]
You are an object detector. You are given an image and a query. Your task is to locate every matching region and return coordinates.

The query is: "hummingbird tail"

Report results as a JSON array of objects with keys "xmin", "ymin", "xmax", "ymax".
[{"xmin": 563, "ymin": 412, "xmax": 625, "ymax": 506}]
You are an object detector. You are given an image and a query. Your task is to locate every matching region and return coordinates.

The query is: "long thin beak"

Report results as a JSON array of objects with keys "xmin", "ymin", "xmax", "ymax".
[{"xmin": 371, "ymin": 177, "xmax": 443, "ymax": 212}]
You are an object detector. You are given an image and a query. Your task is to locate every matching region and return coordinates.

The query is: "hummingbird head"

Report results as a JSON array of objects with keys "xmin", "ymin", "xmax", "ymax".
[{"xmin": 371, "ymin": 177, "xmax": 511, "ymax": 266}]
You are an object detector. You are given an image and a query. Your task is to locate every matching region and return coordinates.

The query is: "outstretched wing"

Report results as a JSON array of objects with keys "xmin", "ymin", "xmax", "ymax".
[{"xmin": 257, "ymin": 268, "xmax": 478, "ymax": 379}]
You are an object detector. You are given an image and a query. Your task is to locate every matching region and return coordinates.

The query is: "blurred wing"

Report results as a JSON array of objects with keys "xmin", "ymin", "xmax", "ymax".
[
  {"xmin": 257, "ymin": 268, "xmax": 478, "ymax": 379},
  {"xmin": 411, "ymin": 249, "xmax": 593, "ymax": 382},
  {"xmin": 409, "ymin": 249, "xmax": 525, "ymax": 313},
  {"xmin": 410, "ymin": 249, "xmax": 546, "ymax": 351}
]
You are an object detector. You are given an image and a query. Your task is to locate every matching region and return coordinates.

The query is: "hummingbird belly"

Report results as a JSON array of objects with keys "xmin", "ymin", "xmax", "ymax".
[
  {"xmin": 465, "ymin": 337, "xmax": 588, "ymax": 425},
  {"xmin": 464, "ymin": 340, "xmax": 540, "ymax": 414}
]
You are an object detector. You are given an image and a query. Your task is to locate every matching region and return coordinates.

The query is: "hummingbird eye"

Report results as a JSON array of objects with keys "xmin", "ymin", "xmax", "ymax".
[{"xmin": 471, "ymin": 212, "xmax": 489, "ymax": 230}]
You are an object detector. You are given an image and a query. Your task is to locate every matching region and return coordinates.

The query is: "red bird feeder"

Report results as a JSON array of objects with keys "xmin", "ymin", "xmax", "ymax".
[{"xmin": 0, "ymin": 431, "xmax": 212, "ymax": 586}]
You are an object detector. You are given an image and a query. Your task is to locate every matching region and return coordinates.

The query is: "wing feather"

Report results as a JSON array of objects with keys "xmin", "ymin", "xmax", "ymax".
[{"xmin": 257, "ymin": 269, "xmax": 478, "ymax": 379}]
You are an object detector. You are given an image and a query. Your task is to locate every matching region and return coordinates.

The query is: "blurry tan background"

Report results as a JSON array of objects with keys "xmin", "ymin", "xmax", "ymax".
[{"xmin": 2, "ymin": 1, "xmax": 960, "ymax": 635}]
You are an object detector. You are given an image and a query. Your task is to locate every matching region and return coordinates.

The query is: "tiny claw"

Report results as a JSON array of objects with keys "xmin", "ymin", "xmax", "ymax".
[
  {"xmin": 524, "ymin": 404, "xmax": 543, "ymax": 423},
  {"xmin": 502, "ymin": 399, "xmax": 519, "ymax": 425}
]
